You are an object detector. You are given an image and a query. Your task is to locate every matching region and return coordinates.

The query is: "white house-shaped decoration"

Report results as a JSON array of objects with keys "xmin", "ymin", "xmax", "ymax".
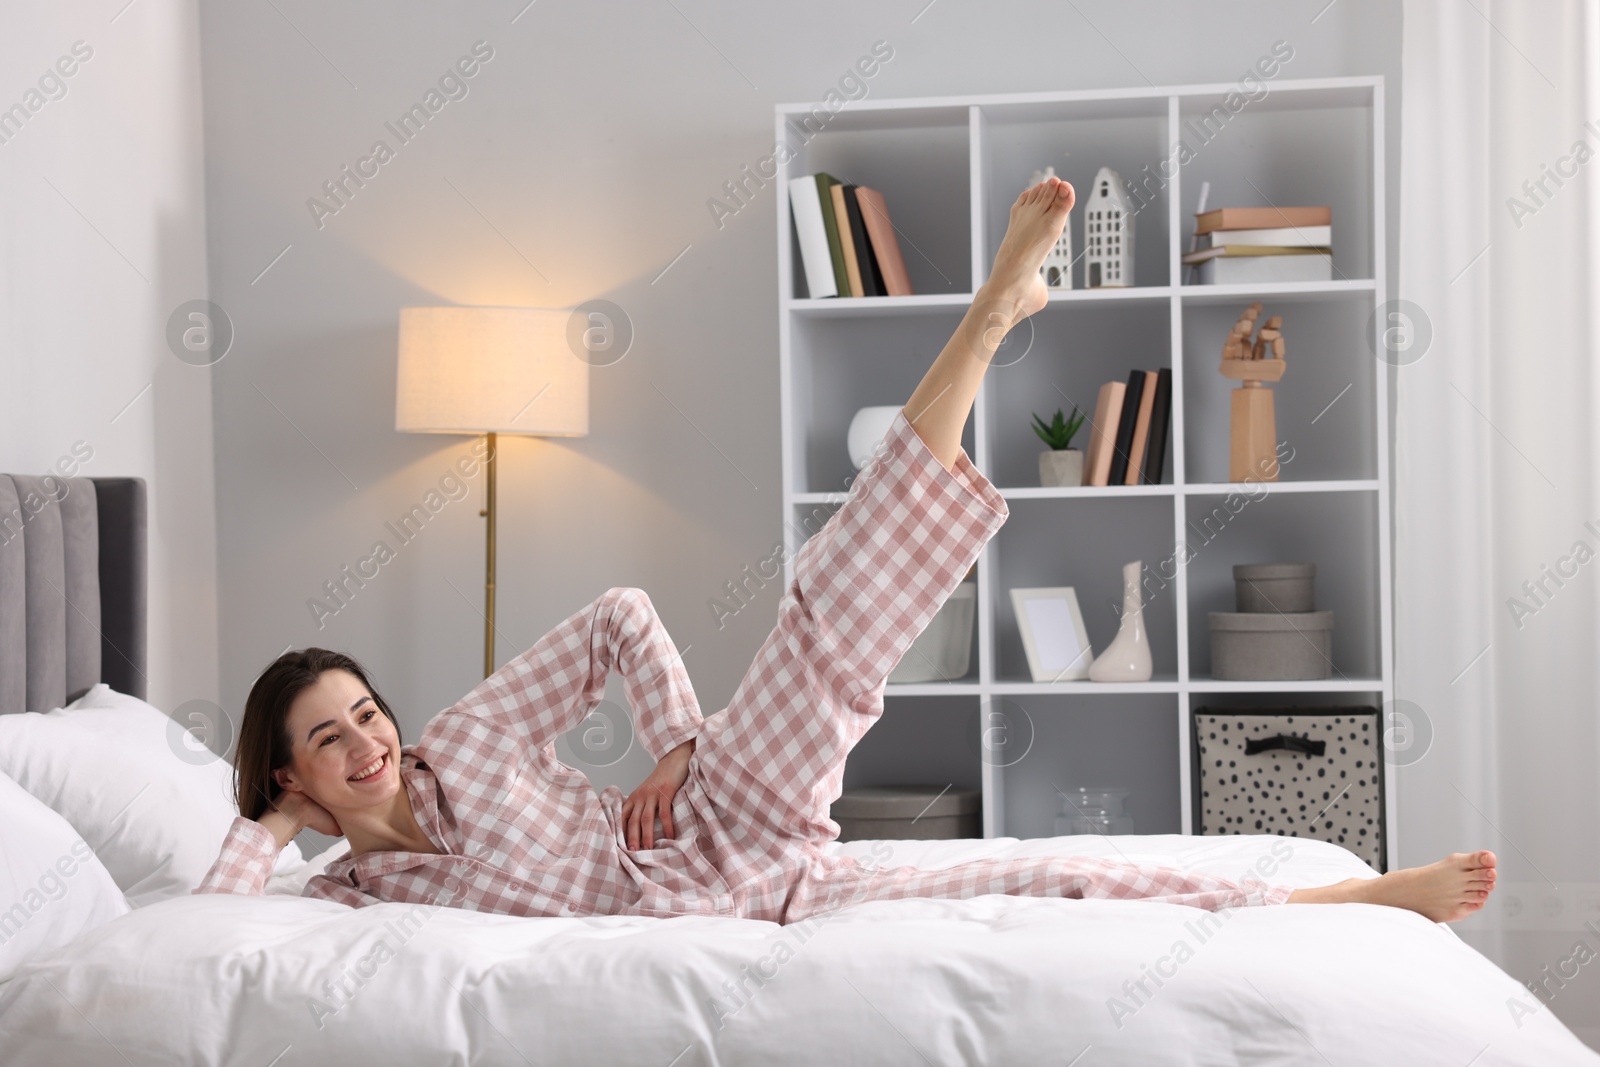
[
  {"xmin": 1084, "ymin": 167, "xmax": 1134, "ymax": 288},
  {"xmin": 1031, "ymin": 166, "xmax": 1073, "ymax": 290}
]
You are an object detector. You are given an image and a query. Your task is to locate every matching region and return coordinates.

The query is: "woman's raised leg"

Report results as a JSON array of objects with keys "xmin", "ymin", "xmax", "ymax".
[
  {"xmin": 904, "ymin": 175, "xmax": 1074, "ymax": 470},
  {"xmin": 689, "ymin": 177, "xmax": 1077, "ymax": 914}
]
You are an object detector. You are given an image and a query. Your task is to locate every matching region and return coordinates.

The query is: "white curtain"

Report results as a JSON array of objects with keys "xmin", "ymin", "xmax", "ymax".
[{"xmin": 1398, "ymin": 0, "xmax": 1600, "ymax": 1045}]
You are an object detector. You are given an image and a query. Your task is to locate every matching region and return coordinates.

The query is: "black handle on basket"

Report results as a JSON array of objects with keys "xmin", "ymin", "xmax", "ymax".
[{"xmin": 1244, "ymin": 733, "xmax": 1326, "ymax": 757}]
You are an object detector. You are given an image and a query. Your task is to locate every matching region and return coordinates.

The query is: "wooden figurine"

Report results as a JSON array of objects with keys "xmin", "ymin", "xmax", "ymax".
[{"xmin": 1218, "ymin": 302, "xmax": 1287, "ymax": 481}]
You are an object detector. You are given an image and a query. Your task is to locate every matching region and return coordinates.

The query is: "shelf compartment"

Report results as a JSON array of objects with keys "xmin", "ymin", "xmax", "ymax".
[
  {"xmin": 1187, "ymin": 677, "xmax": 1384, "ymax": 693},
  {"xmin": 1180, "ymin": 279, "xmax": 1375, "ymax": 306},
  {"xmin": 1001, "ymin": 484, "xmax": 1175, "ymax": 501},
  {"xmin": 785, "ymin": 293, "xmax": 976, "ymax": 317},
  {"xmin": 1046, "ymin": 286, "xmax": 1172, "ymax": 304},
  {"xmin": 978, "ymin": 100, "xmax": 1172, "ymax": 291},
  {"xmin": 1182, "ymin": 491, "xmax": 1380, "ymax": 681},
  {"xmin": 1176, "ymin": 95, "xmax": 1374, "ymax": 284},
  {"xmin": 991, "ymin": 674, "xmax": 1180, "ymax": 695},
  {"xmin": 799, "ymin": 484, "xmax": 1189, "ymax": 505},
  {"xmin": 784, "ymin": 115, "xmax": 970, "ymax": 299},
  {"xmin": 994, "ymin": 693, "xmax": 1182, "ymax": 839},
  {"xmin": 885, "ymin": 682, "xmax": 985, "ymax": 697},
  {"xmin": 991, "ymin": 494, "xmax": 1181, "ymax": 685},
  {"xmin": 1184, "ymin": 480, "xmax": 1377, "ymax": 496},
  {"xmin": 982, "ymin": 299, "xmax": 1173, "ymax": 490},
  {"xmin": 840, "ymin": 694, "xmax": 985, "ymax": 795},
  {"xmin": 1181, "ymin": 296, "xmax": 1377, "ymax": 484},
  {"xmin": 789, "ymin": 311, "xmax": 975, "ymax": 495},
  {"xmin": 788, "ymin": 499, "xmax": 842, "ymax": 547}
]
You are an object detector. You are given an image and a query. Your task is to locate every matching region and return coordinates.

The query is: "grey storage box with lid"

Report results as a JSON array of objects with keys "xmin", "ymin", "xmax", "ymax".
[
  {"xmin": 1233, "ymin": 561, "xmax": 1315, "ymax": 613},
  {"xmin": 1209, "ymin": 561, "xmax": 1333, "ymax": 680},
  {"xmin": 830, "ymin": 785, "xmax": 981, "ymax": 841}
]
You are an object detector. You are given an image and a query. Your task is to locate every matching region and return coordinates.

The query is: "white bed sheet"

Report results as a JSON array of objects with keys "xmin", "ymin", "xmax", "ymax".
[{"xmin": 2, "ymin": 833, "xmax": 1595, "ymax": 1066}]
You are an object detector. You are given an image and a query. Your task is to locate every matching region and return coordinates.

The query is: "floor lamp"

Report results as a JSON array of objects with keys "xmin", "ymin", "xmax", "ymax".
[{"xmin": 395, "ymin": 306, "xmax": 589, "ymax": 678}]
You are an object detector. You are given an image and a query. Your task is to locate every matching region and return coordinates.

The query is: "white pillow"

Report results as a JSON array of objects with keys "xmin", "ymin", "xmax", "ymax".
[
  {"xmin": 0, "ymin": 683, "xmax": 300, "ymax": 907},
  {"xmin": 0, "ymin": 769, "xmax": 130, "ymax": 981},
  {"xmin": 266, "ymin": 840, "xmax": 348, "ymax": 896}
]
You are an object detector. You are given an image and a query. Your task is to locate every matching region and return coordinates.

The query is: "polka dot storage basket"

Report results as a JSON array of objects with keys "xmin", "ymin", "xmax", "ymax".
[{"xmin": 1191, "ymin": 706, "xmax": 1387, "ymax": 872}]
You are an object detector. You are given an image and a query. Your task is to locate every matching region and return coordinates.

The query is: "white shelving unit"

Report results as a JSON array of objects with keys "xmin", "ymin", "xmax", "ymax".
[{"xmin": 775, "ymin": 76, "xmax": 1395, "ymax": 872}]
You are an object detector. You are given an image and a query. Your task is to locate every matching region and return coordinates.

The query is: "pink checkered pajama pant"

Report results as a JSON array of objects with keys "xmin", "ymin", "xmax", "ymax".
[{"xmin": 686, "ymin": 409, "xmax": 1295, "ymax": 925}]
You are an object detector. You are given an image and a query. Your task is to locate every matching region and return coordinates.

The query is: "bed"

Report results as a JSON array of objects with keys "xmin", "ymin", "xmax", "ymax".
[{"xmin": 2, "ymin": 473, "xmax": 1597, "ymax": 1066}]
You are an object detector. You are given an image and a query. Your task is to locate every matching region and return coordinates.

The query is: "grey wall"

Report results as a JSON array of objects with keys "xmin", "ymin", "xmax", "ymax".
[
  {"xmin": 196, "ymin": 0, "xmax": 1403, "ymax": 792},
  {"xmin": 1, "ymin": 0, "xmax": 217, "ymax": 718}
]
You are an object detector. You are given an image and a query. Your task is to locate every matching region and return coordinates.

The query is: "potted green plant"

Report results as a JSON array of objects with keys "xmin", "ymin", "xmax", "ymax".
[{"xmin": 1033, "ymin": 407, "xmax": 1087, "ymax": 487}]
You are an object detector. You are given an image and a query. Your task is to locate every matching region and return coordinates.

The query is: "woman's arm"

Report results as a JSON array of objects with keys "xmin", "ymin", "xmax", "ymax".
[
  {"xmin": 621, "ymin": 736, "xmax": 695, "ymax": 849},
  {"xmin": 425, "ymin": 586, "xmax": 704, "ymax": 768},
  {"xmin": 193, "ymin": 793, "xmax": 337, "ymax": 896},
  {"xmin": 193, "ymin": 817, "xmax": 286, "ymax": 896}
]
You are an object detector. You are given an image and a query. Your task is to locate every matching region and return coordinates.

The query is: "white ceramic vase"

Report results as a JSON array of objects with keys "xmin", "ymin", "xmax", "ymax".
[
  {"xmin": 1089, "ymin": 560, "xmax": 1153, "ymax": 682},
  {"xmin": 1039, "ymin": 449, "xmax": 1084, "ymax": 487}
]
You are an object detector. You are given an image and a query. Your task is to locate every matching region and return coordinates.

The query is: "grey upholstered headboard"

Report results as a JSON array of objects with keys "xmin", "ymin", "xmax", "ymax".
[{"xmin": 0, "ymin": 476, "xmax": 147, "ymax": 713}]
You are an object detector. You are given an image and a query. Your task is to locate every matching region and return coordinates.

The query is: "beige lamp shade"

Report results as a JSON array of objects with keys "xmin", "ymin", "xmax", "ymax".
[{"xmin": 396, "ymin": 306, "xmax": 588, "ymax": 435}]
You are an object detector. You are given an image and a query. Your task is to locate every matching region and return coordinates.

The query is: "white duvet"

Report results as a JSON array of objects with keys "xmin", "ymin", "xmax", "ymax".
[{"xmin": 2, "ymin": 833, "xmax": 1595, "ymax": 1066}]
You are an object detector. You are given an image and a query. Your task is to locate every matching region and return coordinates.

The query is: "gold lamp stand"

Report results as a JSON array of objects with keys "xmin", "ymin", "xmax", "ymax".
[
  {"xmin": 394, "ymin": 306, "xmax": 589, "ymax": 683},
  {"xmin": 479, "ymin": 431, "xmax": 497, "ymax": 679}
]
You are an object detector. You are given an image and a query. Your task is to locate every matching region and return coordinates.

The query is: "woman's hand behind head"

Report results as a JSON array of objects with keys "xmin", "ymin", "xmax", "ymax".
[{"xmin": 272, "ymin": 789, "xmax": 344, "ymax": 839}]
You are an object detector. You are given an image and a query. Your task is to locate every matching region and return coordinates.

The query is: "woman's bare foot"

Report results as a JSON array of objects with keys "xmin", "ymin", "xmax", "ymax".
[
  {"xmin": 899, "ymin": 174, "xmax": 1075, "ymax": 470},
  {"xmin": 978, "ymin": 175, "xmax": 1075, "ymax": 332},
  {"xmin": 1287, "ymin": 850, "xmax": 1498, "ymax": 923}
]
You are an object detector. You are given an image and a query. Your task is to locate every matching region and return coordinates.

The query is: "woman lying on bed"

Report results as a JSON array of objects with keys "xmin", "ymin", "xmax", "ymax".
[{"xmin": 197, "ymin": 174, "xmax": 1498, "ymax": 926}]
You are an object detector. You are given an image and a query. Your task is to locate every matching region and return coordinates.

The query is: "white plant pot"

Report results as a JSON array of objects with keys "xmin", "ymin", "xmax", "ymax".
[
  {"xmin": 888, "ymin": 582, "xmax": 977, "ymax": 683},
  {"xmin": 847, "ymin": 405, "xmax": 904, "ymax": 470},
  {"xmin": 1039, "ymin": 449, "xmax": 1084, "ymax": 488}
]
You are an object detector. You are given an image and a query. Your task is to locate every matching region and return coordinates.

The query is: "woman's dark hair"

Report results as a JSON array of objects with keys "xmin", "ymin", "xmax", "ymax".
[{"xmin": 234, "ymin": 648, "xmax": 403, "ymax": 821}]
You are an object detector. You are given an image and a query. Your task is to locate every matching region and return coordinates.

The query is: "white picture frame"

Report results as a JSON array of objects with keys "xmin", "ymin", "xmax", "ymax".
[{"xmin": 1010, "ymin": 586, "xmax": 1094, "ymax": 682}]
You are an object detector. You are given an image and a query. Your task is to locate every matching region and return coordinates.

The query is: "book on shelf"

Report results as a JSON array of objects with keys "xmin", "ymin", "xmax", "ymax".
[
  {"xmin": 1124, "ymin": 369, "xmax": 1159, "ymax": 485},
  {"xmin": 789, "ymin": 172, "xmax": 913, "ymax": 298},
  {"xmin": 853, "ymin": 186, "xmax": 913, "ymax": 297},
  {"xmin": 1196, "ymin": 224, "xmax": 1330, "ymax": 248},
  {"xmin": 1084, "ymin": 368, "xmax": 1171, "ymax": 487},
  {"xmin": 1182, "ymin": 244, "xmax": 1331, "ymax": 262},
  {"xmin": 830, "ymin": 183, "xmax": 865, "ymax": 297},
  {"xmin": 1194, "ymin": 206, "xmax": 1330, "ymax": 234},
  {"xmin": 814, "ymin": 173, "xmax": 849, "ymax": 295},
  {"xmin": 1193, "ymin": 253, "xmax": 1332, "ymax": 284},
  {"xmin": 845, "ymin": 185, "xmax": 889, "ymax": 296},
  {"xmin": 1186, "ymin": 205, "xmax": 1333, "ymax": 286},
  {"xmin": 1142, "ymin": 367, "xmax": 1171, "ymax": 485},
  {"xmin": 787, "ymin": 175, "xmax": 837, "ymax": 298},
  {"xmin": 1084, "ymin": 380, "xmax": 1126, "ymax": 487},
  {"xmin": 1107, "ymin": 370, "xmax": 1145, "ymax": 486}
]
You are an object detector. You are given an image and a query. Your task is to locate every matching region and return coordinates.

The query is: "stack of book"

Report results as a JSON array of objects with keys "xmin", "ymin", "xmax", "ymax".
[
  {"xmin": 1083, "ymin": 368, "xmax": 1172, "ymax": 487},
  {"xmin": 788, "ymin": 172, "xmax": 914, "ymax": 298},
  {"xmin": 1180, "ymin": 206, "xmax": 1332, "ymax": 285}
]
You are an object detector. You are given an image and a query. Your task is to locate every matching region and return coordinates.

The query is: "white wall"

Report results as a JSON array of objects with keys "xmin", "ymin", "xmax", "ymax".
[{"xmin": 0, "ymin": 0, "xmax": 217, "ymax": 717}]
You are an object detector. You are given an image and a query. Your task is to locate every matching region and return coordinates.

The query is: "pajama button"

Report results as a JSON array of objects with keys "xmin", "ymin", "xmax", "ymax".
[{"xmin": 563, "ymin": 903, "xmax": 576, "ymax": 914}]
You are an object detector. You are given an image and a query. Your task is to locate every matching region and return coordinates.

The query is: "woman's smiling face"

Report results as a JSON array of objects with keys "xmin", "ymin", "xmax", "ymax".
[{"xmin": 274, "ymin": 668, "xmax": 403, "ymax": 815}]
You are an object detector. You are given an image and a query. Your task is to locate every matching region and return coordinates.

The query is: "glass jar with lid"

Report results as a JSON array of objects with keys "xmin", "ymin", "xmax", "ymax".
[{"xmin": 1054, "ymin": 787, "xmax": 1134, "ymax": 836}]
